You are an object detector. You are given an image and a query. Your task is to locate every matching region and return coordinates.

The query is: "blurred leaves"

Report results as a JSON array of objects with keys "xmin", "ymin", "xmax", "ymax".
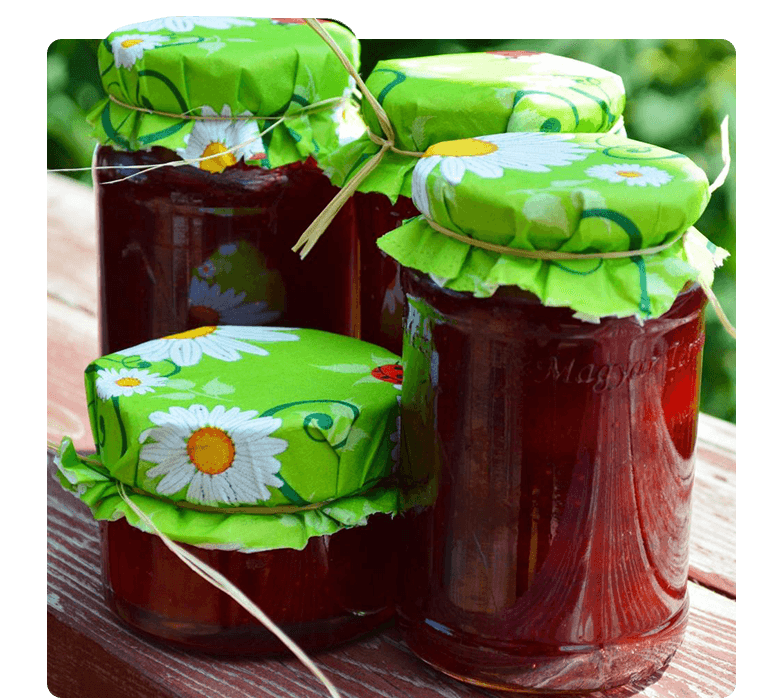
[{"xmin": 47, "ymin": 37, "xmax": 736, "ymax": 422}]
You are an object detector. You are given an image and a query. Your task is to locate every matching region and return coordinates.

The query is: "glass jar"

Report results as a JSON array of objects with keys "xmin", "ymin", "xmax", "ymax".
[
  {"xmin": 395, "ymin": 268, "xmax": 706, "ymax": 692},
  {"xmin": 95, "ymin": 146, "xmax": 359, "ymax": 355},
  {"xmin": 321, "ymin": 50, "xmax": 627, "ymax": 355},
  {"xmin": 355, "ymin": 192, "xmax": 419, "ymax": 353},
  {"xmin": 90, "ymin": 17, "xmax": 363, "ymax": 355},
  {"xmin": 54, "ymin": 323, "xmax": 404, "ymax": 655},
  {"xmin": 100, "ymin": 512, "xmax": 398, "ymax": 654}
]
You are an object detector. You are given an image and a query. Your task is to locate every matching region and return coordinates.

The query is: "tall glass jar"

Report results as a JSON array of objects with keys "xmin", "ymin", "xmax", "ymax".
[
  {"xmin": 89, "ymin": 17, "xmax": 363, "ymax": 355},
  {"xmin": 376, "ymin": 130, "xmax": 727, "ymax": 691},
  {"xmin": 320, "ymin": 50, "xmax": 628, "ymax": 354},
  {"xmin": 396, "ymin": 270, "xmax": 705, "ymax": 691}
]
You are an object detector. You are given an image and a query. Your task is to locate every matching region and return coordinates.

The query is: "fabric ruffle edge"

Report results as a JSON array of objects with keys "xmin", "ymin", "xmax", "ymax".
[
  {"xmin": 55, "ymin": 438, "xmax": 399, "ymax": 553},
  {"xmin": 88, "ymin": 99, "xmax": 349, "ymax": 171},
  {"xmin": 377, "ymin": 217, "xmax": 729, "ymax": 322}
]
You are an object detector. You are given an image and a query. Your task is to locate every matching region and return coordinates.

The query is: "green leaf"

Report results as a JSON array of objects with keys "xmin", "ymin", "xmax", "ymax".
[
  {"xmin": 165, "ymin": 378, "xmax": 195, "ymax": 390},
  {"xmin": 155, "ymin": 392, "xmax": 195, "ymax": 400}
]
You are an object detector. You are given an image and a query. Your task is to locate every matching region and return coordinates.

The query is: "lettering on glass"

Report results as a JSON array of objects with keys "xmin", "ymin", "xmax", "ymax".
[{"xmin": 534, "ymin": 334, "xmax": 704, "ymax": 393}]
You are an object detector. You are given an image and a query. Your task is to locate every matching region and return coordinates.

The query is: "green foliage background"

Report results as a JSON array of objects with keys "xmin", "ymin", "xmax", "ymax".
[{"xmin": 47, "ymin": 38, "xmax": 736, "ymax": 423}]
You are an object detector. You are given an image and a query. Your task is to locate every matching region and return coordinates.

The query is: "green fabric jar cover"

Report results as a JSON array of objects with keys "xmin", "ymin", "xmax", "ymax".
[
  {"xmin": 322, "ymin": 50, "xmax": 627, "ymax": 202},
  {"xmin": 56, "ymin": 326, "xmax": 402, "ymax": 552},
  {"xmin": 377, "ymin": 131, "xmax": 729, "ymax": 321},
  {"xmin": 88, "ymin": 17, "xmax": 363, "ymax": 170}
]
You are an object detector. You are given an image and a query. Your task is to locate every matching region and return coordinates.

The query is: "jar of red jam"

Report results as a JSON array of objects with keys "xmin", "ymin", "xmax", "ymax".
[
  {"xmin": 317, "ymin": 50, "xmax": 628, "ymax": 354},
  {"xmin": 377, "ymin": 131, "xmax": 729, "ymax": 691},
  {"xmin": 55, "ymin": 326, "xmax": 403, "ymax": 654},
  {"xmin": 89, "ymin": 17, "xmax": 365, "ymax": 355}
]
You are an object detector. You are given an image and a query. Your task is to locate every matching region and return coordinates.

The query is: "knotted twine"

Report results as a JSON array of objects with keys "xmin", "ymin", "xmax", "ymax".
[
  {"xmin": 293, "ymin": 18, "xmax": 735, "ymax": 338},
  {"xmin": 48, "ymin": 95, "xmax": 348, "ymax": 185}
]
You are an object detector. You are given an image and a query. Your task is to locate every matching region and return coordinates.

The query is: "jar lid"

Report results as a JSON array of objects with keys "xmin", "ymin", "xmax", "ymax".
[
  {"xmin": 55, "ymin": 327, "xmax": 401, "ymax": 552},
  {"xmin": 322, "ymin": 50, "xmax": 627, "ymax": 200},
  {"xmin": 378, "ymin": 131, "xmax": 729, "ymax": 321},
  {"xmin": 88, "ymin": 17, "xmax": 363, "ymax": 170}
]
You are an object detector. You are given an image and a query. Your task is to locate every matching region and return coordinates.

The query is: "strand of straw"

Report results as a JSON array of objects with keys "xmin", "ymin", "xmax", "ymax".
[
  {"xmin": 114, "ymin": 482, "xmax": 342, "ymax": 698},
  {"xmin": 422, "ymin": 217, "xmax": 685, "ymax": 260},
  {"xmin": 47, "ymin": 96, "xmax": 344, "ymax": 180},
  {"xmin": 292, "ymin": 18, "xmax": 403, "ymax": 258}
]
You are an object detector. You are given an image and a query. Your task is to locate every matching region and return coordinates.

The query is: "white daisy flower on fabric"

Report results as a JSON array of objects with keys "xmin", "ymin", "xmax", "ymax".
[
  {"xmin": 116, "ymin": 17, "xmax": 256, "ymax": 33},
  {"xmin": 177, "ymin": 105, "xmax": 266, "ymax": 174},
  {"xmin": 585, "ymin": 163, "xmax": 673, "ymax": 187},
  {"xmin": 95, "ymin": 368, "xmax": 168, "ymax": 399},
  {"xmin": 188, "ymin": 277, "xmax": 281, "ymax": 326},
  {"xmin": 412, "ymin": 133, "xmax": 594, "ymax": 215},
  {"xmin": 140, "ymin": 404, "xmax": 287, "ymax": 505},
  {"xmin": 117, "ymin": 325, "xmax": 300, "ymax": 367},
  {"xmin": 111, "ymin": 34, "xmax": 169, "ymax": 70}
]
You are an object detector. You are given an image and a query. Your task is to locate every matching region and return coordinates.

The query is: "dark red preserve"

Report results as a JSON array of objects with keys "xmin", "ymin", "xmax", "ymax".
[
  {"xmin": 95, "ymin": 146, "xmax": 359, "ymax": 355},
  {"xmin": 396, "ymin": 268, "xmax": 706, "ymax": 692},
  {"xmin": 101, "ymin": 513, "xmax": 398, "ymax": 655}
]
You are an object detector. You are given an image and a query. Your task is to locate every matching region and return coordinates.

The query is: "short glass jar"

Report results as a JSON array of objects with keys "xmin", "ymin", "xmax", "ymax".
[
  {"xmin": 396, "ymin": 269, "xmax": 705, "ymax": 691},
  {"xmin": 54, "ymin": 325, "xmax": 403, "ymax": 655}
]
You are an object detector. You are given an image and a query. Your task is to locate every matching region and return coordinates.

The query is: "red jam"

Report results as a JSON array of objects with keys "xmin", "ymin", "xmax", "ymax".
[
  {"xmin": 355, "ymin": 192, "xmax": 420, "ymax": 354},
  {"xmin": 100, "ymin": 513, "xmax": 398, "ymax": 655},
  {"xmin": 95, "ymin": 146, "xmax": 359, "ymax": 355},
  {"xmin": 396, "ymin": 268, "xmax": 706, "ymax": 692}
]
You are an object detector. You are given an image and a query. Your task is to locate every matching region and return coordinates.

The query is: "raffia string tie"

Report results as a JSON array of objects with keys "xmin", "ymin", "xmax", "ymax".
[
  {"xmin": 47, "ymin": 95, "xmax": 345, "ymax": 183},
  {"xmin": 48, "ymin": 439, "xmax": 342, "ymax": 698},
  {"xmin": 422, "ymin": 219, "xmax": 736, "ymax": 339},
  {"xmin": 292, "ymin": 18, "xmax": 404, "ymax": 259}
]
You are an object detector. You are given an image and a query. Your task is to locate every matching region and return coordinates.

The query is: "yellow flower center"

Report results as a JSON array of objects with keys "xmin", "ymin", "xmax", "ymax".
[
  {"xmin": 121, "ymin": 39, "xmax": 144, "ymax": 49},
  {"xmin": 115, "ymin": 377, "xmax": 142, "ymax": 387},
  {"xmin": 616, "ymin": 170, "xmax": 643, "ymax": 178},
  {"xmin": 186, "ymin": 427, "xmax": 236, "ymax": 475},
  {"xmin": 423, "ymin": 138, "xmax": 499, "ymax": 158},
  {"xmin": 163, "ymin": 326, "xmax": 217, "ymax": 340},
  {"xmin": 200, "ymin": 142, "xmax": 238, "ymax": 174}
]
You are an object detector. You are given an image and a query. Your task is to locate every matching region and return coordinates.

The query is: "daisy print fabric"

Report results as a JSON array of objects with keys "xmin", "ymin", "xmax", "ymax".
[
  {"xmin": 96, "ymin": 368, "xmax": 168, "ymax": 399},
  {"xmin": 111, "ymin": 34, "xmax": 168, "ymax": 70},
  {"xmin": 379, "ymin": 131, "xmax": 726, "ymax": 323},
  {"xmin": 586, "ymin": 163, "xmax": 673, "ymax": 187},
  {"xmin": 118, "ymin": 325, "xmax": 299, "ymax": 367},
  {"xmin": 56, "ymin": 328, "xmax": 402, "ymax": 551},
  {"xmin": 412, "ymin": 133, "xmax": 594, "ymax": 216},
  {"xmin": 140, "ymin": 405, "xmax": 287, "ymax": 505},
  {"xmin": 177, "ymin": 105, "xmax": 266, "ymax": 172},
  {"xmin": 89, "ymin": 18, "xmax": 361, "ymax": 171}
]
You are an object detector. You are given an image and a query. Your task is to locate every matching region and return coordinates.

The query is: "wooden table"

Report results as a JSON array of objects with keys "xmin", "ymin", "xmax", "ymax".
[{"xmin": 47, "ymin": 174, "xmax": 736, "ymax": 698}]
